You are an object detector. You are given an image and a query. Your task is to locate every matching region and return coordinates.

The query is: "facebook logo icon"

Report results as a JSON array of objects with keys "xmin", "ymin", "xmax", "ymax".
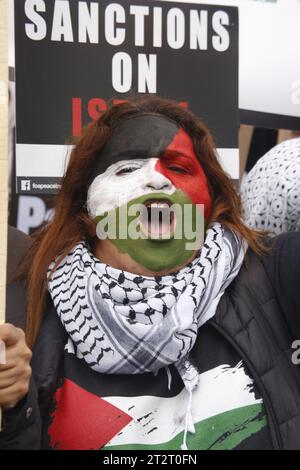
[{"xmin": 21, "ymin": 180, "xmax": 31, "ymax": 191}]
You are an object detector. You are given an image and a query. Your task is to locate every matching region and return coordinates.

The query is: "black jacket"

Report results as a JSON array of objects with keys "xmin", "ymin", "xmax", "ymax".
[
  {"xmin": 6, "ymin": 226, "xmax": 31, "ymax": 330},
  {"xmin": 1, "ymin": 232, "xmax": 300, "ymax": 449}
]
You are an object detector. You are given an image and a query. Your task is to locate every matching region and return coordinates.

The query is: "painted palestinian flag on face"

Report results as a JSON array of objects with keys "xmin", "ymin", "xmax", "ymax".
[{"xmin": 87, "ymin": 115, "xmax": 212, "ymax": 272}]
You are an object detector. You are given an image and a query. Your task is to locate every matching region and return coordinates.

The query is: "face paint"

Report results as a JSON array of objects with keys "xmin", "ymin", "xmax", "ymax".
[
  {"xmin": 89, "ymin": 114, "xmax": 180, "ymax": 179},
  {"xmin": 155, "ymin": 128, "xmax": 212, "ymax": 220},
  {"xmin": 87, "ymin": 115, "xmax": 212, "ymax": 272},
  {"xmin": 96, "ymin": 191, "xmax": 203, "ymax": 272},
  {"xmin": 88, "ymin": 158, "xmax": 176, "ymax": 218}
]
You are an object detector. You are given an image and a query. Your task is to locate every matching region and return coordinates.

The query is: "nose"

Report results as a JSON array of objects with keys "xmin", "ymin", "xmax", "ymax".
[
  {"xmin": 144, "ymin": 162, "xmax": 173, "ymax": 191},
  {"xmin": 145, "ymin": 172, "xmax": 173, "ymax": 191}
]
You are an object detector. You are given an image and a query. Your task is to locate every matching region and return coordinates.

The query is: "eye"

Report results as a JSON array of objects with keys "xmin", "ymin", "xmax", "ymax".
[
  {"xmin": 167, "ymin": 165, "xmax": 189, "ymax": 175},
  {"xmin": 116, "ymin": 166, "xmax": 139, "ymax": 176}
]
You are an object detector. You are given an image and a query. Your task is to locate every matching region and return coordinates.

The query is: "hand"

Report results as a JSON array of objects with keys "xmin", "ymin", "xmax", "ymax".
[{"xmin": 0, "ymin": 323, "xmax": 32, "ymax": 409}]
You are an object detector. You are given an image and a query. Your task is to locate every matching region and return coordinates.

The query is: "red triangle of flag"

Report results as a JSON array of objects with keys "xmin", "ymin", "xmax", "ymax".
[{"xmin": 48, "ymin": 378, "xmax": 133, "ymax": 450}]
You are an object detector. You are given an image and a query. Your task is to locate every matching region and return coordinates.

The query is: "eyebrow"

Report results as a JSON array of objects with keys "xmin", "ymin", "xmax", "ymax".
[
  {"xmin": 110, "ymin": 148, "xmax": 193, "ymax": 162},
  {"xmin": 162, "ymin": 149, "xmax": 192, "ymax": 160},
  {"xmin": 111, "ymin": 149, "xmax": 152, "ymax": 160}
]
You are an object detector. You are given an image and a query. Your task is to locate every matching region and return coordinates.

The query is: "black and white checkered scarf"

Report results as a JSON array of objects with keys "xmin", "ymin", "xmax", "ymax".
[{"xmin": 48, "ymin": 222, "xmax": 246, "ymax": 384}]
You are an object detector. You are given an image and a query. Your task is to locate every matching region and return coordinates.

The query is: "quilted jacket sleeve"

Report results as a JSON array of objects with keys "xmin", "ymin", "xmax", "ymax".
[
  {"xmin": 0, "ymin": 376, "xmax": 41, "ymax": 450},
  {"xmin": 262, "ymin": 232, "xmax": 300, "ymax": 341}
]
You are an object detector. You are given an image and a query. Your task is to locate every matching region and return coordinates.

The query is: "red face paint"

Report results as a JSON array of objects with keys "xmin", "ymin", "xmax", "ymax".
[{"xmin": 154, "ymin": 128, "xmax": 212, "ymax": 220}]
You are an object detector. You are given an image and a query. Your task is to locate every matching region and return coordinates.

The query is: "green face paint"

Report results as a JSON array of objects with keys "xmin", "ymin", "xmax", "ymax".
[
  {"xmin": 88, "ymin": 118, "xmax": 211, "ymax": 272},
  {"xmin": 95, "ymin": 191, "xmax": 205, "ymax": 272}
]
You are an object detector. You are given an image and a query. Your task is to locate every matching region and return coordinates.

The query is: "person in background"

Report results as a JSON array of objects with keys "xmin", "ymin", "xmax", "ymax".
[
  {"xmin": 245, "ymin": 128, "xmax": 278, "ymax": 174},
  {"xmin": 241, "ymin": 137, "xmax": 300, "ymax": 236},
  {"xmin": 0, "ymin": 96, "xmax": 300, "ymax": 450}
]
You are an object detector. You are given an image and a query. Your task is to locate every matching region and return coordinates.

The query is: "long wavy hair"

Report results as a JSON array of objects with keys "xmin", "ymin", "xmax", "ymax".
[{"xmin": 20, "ymin": 95, "xmax": 265, "ymax": 347}]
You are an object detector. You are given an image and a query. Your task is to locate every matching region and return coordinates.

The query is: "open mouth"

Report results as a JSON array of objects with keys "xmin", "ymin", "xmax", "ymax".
[{"xmin": 139, "ymin": 198, "xmax": 176, "ymax": 239}]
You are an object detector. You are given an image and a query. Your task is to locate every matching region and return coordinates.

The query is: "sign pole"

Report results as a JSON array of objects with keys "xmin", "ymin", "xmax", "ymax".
[{"xmin": 0, "ymin": 0, "xmax": 9, "ymax": 429}]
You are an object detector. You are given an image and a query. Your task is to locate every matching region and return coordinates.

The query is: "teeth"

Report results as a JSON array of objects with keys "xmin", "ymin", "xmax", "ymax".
[
  {"xmin": 148, "ymin": 202, "xmax": 170, "ymax": 209},
  {"xmin": 139, "ymin": 200, "xmax": 176, "ymax": 238}
]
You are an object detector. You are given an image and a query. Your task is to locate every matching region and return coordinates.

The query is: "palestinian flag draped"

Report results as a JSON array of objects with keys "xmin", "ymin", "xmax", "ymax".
[{"xmin": 45, "ymin": 332, "xmax": 269, "ymax": 451}]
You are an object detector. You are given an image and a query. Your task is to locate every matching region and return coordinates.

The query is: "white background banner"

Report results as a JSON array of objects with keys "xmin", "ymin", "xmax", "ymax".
[{"xmin": 174, "ymin": 0, "xmax": 300, "ymax": 125}]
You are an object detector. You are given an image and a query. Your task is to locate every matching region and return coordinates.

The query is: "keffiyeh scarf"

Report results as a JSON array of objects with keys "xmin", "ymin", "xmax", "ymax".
[
  {"xmin": 48, "ymin": 222, "xmax": 247, "ymax": 449},
  {"xmin": 48, "ymin": 222, "xmax": 247, "ymax": 381}
]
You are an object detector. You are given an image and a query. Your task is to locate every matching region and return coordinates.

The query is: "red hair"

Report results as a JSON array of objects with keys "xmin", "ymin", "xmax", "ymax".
[{"xmin": 19, "ymin": 95, "xmax": 265, "ymax": 347}]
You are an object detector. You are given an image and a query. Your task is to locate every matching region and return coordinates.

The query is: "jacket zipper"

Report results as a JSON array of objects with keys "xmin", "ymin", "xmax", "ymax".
[{"xmin": 209, "ymin": 319, "xmax": 282, "ymax": 450}]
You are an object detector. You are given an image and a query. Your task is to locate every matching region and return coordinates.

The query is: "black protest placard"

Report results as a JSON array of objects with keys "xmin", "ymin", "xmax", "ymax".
[{"xmin": 15, "ymin": 0, "xmax": 239, "ymax": 193}]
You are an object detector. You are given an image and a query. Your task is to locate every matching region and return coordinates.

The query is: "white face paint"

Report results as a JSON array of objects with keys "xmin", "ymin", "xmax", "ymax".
[{"xmin": 87, "ymin": 158, "xmax": 176, "ymax": 218}]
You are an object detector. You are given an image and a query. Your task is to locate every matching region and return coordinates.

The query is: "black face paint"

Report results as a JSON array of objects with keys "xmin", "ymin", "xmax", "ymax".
[{"xmin": 90, "ymin": 114, "xmax": 180, "ymax": 181}]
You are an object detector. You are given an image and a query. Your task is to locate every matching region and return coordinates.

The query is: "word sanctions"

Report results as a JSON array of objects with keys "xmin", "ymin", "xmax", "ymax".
[{"xmin": 24, "ymin": 0, "xmax": 232, "ymax": 94}]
